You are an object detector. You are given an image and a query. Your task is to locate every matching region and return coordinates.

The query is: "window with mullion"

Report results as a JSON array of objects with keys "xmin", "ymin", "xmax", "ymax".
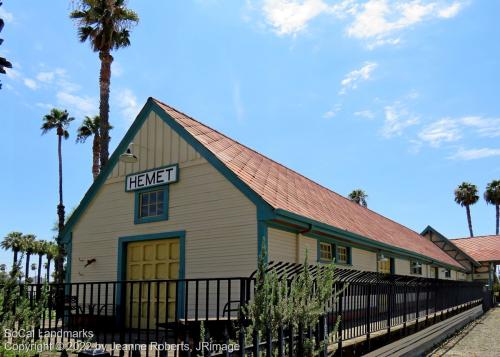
[{"xmin": 135, "ymin": 186, "xmax": 169, "ymax": 224}]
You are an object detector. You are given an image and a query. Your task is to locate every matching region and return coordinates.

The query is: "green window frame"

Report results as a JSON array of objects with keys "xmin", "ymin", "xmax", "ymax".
[
  {"xmin": 318, "ymin": 241, "xmax": 352, "ymax": 265},
  {"xmin": 134, "ymin": 185, "xmax": 169, "ymax": 224}
]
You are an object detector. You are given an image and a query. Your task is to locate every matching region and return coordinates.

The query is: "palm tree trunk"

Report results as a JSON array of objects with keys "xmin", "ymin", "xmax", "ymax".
[
  {"xmin": 466, "ymin": 205, "xmax": 474, "ymax": 237},
  {"xmin": 37, "ymin": 254, "xmax": 43, "ymax": 284},
  {"xmin": 13, "ymin": 249, "xmax": 18, "ymax": 269},
  {"xmin": 46, "ymin": 258, "xmax": 51, "ymax": 282},
  {"xmin": 92, "ymin": 132, "xmax": 100, "ymax": 180},
  {"xmin": 56, "ymin": 130, "xmax": 65, "ymax": 284},
  {"xmin": 99, "ymin": 51, "xmax": 113, "ymax": 168},
  {"xmin": 25, "ymin": 253, "xmax": 31, "ymax": 282},
  {"xmin": 496, "ymin": 204, "xmax": 499, "ymax": 235}
]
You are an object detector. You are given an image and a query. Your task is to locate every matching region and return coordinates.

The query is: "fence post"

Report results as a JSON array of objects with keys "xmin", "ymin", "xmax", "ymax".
[
  {"xmin": 387, "ymin": 283, "xmax": 392, "ymax": 336},
  {"xmin": 366, "ymin": 283, "xmax": 372, "ymax": 350},
  {"xmin": 252, "ymin": 327, "xmax": 260, "ymax": 357},
  {"xmin": 337, "ymin": 284, "xmax": 344, "ymax": 357},
  {"xmin": 403, "ymin": 284, "xmax": 408, "ymax": 335},
  {"xmin": 319, "ymin": 315, "xmax": 327, "ymax": 357},
  {"xmin": 415, "ymin": 284, "xmax": 420, "ymax": 330},
  {"xmin": 238, "ymin": 279, "xmax": 246, "ymax": 357},
  {"xmin": 425, "ymin": 283, "xmax": 430, "ymax": 327},
  {"xmin": 288, "ymin": 323, "xmax": 294, "ymax": 357},
  {"xmin": 297, "ymin": 323, "xmax": 304, "ymax": 357}
]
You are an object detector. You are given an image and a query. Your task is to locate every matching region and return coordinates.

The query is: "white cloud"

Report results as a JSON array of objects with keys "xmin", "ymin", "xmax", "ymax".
[
  {"xmin": 323, "ymin": 103, "xmax": 341, "ymax": 118},
  {"xmin": 438, "ymin": 1, "xmax": 463, "ymax": 18},
  {"xmin": 459, "ymin": 116, "xmax": 500, "ymax": 138},
  {"xmin": 418, "ymin": 118, "xmax": 461, "ymax": 146},
  {"xmin": 112, "ymin": 61, "xmax": 124, "ymax": 77},
  {"xmin": 257, "ymin": 0, "xmax": 467, "ymax": 47},
  {"xmin": 57, "ymin": 91, "xmax": 97, "ymax": 116},
  {"xmin": 354, "ymin": 109, "xmax": 375, "ymax": 119},
  {"xmin": 448, "ymin": 148, "xmax": 500, "ymax": 160},
  {"xmin": 339, "ymin": 61, "xmax": 377, "ymax": 94},
  {"xmin": 262, "ymin": 0, "xmax": 329, "ymax": 36},
  {"xmin": 115, "ymin": 88, "xmax": 140, "ymax": 122},
  {"xmin": 381, "ymin": 103, "xmax": 419, "ymax": 138},
  {"xmin": 23, "ymin": 78, "xmax": 38, "ymax": 90},
  {"xmin": 0, "ymin": 7, "xmax": 14, "ymax": 23}
]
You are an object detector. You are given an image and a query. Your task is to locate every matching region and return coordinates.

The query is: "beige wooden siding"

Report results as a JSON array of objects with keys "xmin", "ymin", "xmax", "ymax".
[
  {"xmin": 71, "ymin": 111, "xmax": 257, "ymax": 282},
  {"xmin": 351, "ymin": 248, "xmax": 377, "ymax": 272},
  {"xmin": 267, "ymin": 228, "xmax": 317, "ymax": 264}
]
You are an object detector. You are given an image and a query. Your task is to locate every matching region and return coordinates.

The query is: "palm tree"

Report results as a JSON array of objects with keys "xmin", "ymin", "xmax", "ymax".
[
  {"xmin": 20, "ymin": 234, "xmax": 36, "ymax": 282},
  {"xmin": 70, "ymin": 0, "xmax": 139, "ymax": 168},
  {"xmin": 77, "ymin": 115, "xmax": 111, "ymax": 180},
  {"xmin": 454, "ymin": 182, "xmax": 479, "ymax": 237},
  {"xmin": 484, "ymin": 180, "xmax": 500, "ymax": 235},
  {"xmin": 348, "ymin": 189, "xmax": 368, "ymax": 207},
  {"xmin": 1, "ymin": 232, "xmax": 24, "ymax": 269},
  {"xmin": 45, "ymin": 242, "xmax": 58, "ymax": 282},
  {"xmin": 33, "ymin": 240, "xmax": 47, "ymax": 284},
  {"xmin": 41, "ymin": 108, "xmax": 74, "ymax": 283}
]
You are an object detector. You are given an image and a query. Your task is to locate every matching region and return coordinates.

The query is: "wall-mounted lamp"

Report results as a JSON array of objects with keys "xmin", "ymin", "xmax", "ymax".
[
  {"xmin": 379, "ymin": 253, "xmax": 389, "ymax": 262},
  {"xmin": 119, "ymin": 143, "xmax": 138, "ymax": 163}
]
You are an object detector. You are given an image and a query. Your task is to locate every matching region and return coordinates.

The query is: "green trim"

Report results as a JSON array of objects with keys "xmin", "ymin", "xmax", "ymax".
[
  {"xmin": 421, "ymin": 225, "xmax": 480, "ymax": 267},
  {"xmin": 274, "ymin": 209, "xmax": 468, "ymax": 272},
  {"xmin": 116, "ymin": 230, "xmax": 186, "ymax": 318},
  {"xmin": 134, "ymin": 185, "xmax": 169, "ymax": 224},
  {"xmin": 124, "ymin": 164, "xmax": 179, "ymax": 192},
  {"xmin": 60, "ymin": 98, "xmax": 274, "ymax": 260}
]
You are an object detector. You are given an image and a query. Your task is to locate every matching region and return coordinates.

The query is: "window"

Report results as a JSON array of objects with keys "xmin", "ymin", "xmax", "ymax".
[
  {"xmin": 378, "ymin": 255, "xmax": 393, "ymax": 274},
  {"xmin": 135, "ymin": 186, "xmax": 168, "ymax": 224},
  {"xmin": 410, "ymin": 261, "xmax": 422, "ymax": 275},
  {"xmin": 444, "ymin": 269, "xmax": 451, "ymax": 278},
  {"xmin": 336, "ymin": 246, "xmax": 350, "ymax": 264},
  {"xmin": 319, "ymin": 242, "xmax": 333, "ymax": 262}
]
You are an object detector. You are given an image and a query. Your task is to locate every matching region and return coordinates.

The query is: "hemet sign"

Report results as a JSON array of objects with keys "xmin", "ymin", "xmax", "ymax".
[{"xmin": 125, "ymin": 164, "xmax": 178, "ymax": 192}]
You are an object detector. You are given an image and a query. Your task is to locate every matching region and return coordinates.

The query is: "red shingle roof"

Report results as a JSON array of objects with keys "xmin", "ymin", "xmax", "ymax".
[
  {"xmin": 153, "ymin": 98, "xmax": 462, "ymax": 269},
  {"xmin": 451, "ymin": 235, "xmax": 500, "ymax": 262}
]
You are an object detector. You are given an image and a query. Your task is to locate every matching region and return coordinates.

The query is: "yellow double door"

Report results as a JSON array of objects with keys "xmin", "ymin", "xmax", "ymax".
[{"xmin": 126, "ymin": 239, "xmax": 180, "ymax": 329}]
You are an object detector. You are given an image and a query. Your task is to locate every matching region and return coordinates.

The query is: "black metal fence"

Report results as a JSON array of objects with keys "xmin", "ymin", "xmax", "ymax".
[{"xmin": 2, "ymin": 267, "xmax": 485, "ymax": 356}]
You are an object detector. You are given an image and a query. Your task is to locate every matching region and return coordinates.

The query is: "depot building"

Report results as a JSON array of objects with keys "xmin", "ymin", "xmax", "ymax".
[{"xmin": 60, "ymin": 97, "xmax": 497, "ymax": 285}]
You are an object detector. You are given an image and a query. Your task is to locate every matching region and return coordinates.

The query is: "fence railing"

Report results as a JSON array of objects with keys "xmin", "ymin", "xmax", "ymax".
[{"xmin": 2, "ymin": 268, "xmax": 486, "ymax": 356}]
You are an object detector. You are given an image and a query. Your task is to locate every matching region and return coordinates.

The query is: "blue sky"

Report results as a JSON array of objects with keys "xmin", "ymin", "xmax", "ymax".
[{"xmin": 1, "ymin": 0, "xmax": 499, "ymax": 266}]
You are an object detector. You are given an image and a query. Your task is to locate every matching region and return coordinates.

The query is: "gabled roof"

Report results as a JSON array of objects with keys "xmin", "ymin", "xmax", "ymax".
[
  {"xmin": 152, "ymin": 98, "xmax": 463, "ymax": 269},
  {"xmin": 451, "ymin": 235, "xmax": 500, "ymax": 262},
  {"xmin": 421, "ymin": 226, "xmax": 480, "ymax": 268}
]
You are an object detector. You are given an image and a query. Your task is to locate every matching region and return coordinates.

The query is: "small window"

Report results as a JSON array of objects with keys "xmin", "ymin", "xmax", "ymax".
[
  {"xmin": 336, "ymin": 246, "xmax": 350, "ymax": 264},
  {"xmin": 410, "ymin": 261, "xmax": 422, "ymax": 275},
  {"xmin": 378, "ymin": 255, "xmax": 392, "ymax": 274},
  {"xmin": 319, "ymin": 242, "xmax": 333, "ymax": 262},
  {"xmin": 444, "ymin": 269, "xmax": 451, "ymax": 278},
  {"xmin": 135, "ymin": 186, "xmax": 168, "ymax": 224}
]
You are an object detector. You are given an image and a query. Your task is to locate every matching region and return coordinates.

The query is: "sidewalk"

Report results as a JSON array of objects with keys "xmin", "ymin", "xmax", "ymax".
[{"xmin": 428, "ymin": 307, "xmax": 500, "ymax": 357}]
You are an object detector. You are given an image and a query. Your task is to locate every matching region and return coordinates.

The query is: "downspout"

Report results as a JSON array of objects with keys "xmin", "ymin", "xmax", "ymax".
[{"xmin": 296, "ymin": 224, "xmax": 313, "ymax": 263}]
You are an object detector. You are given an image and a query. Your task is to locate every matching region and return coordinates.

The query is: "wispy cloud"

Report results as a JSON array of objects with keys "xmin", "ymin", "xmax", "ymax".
[
  {"xmin": 0, "ymin": 7, "xmax": 14, "ymax": 23},
  {"xmin": 448, "ymin": 147, "xmax": 500, "ymax": 160},
  {"xmin": 257, "ymin": 0, "xmax": 467, "ymax": 47},
  {"xmin": 339, "ymin": 61, "xmax": 377, "ymax": 94},
  {"xmin": 381, "ymin": 102, "xmax": 419, "ymax": 138},
  {"xmin": 23, "ymin": 78, "xmax": 38, "ymax": 90},
  {"xmin": 418, "ymin": 118, "xmax": 461, "ymax": 146},
  {"xmin": 115, "ymin": 88, "xmax": 140, "ymax": 123},
  {"xmin": 418, "ymin": 116, "xmax": 500, "ymax": 147},
  {"xmin": 323, "ymin": 103, "xmax": 341, "ymax": 118},
  {"xmin": 56, "ymin": 92, "xmax": 96, "ymax": 116},
  {"xmin": 262, "ymin": 0, "xmax": 330, "ymax": 36},
  {"xmin": 354, "ymin": 110, "xmax": 375, "ymax": 119}
]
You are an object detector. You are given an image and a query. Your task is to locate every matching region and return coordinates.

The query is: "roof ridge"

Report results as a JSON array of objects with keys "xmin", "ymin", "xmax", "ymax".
[
  {"xmin": 151, "ymin": 97, "xmax": 425, "ymax": 239},
  {"xmin": 452, "ymin": 235, "xmax": 500, "ymax": 240}
]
